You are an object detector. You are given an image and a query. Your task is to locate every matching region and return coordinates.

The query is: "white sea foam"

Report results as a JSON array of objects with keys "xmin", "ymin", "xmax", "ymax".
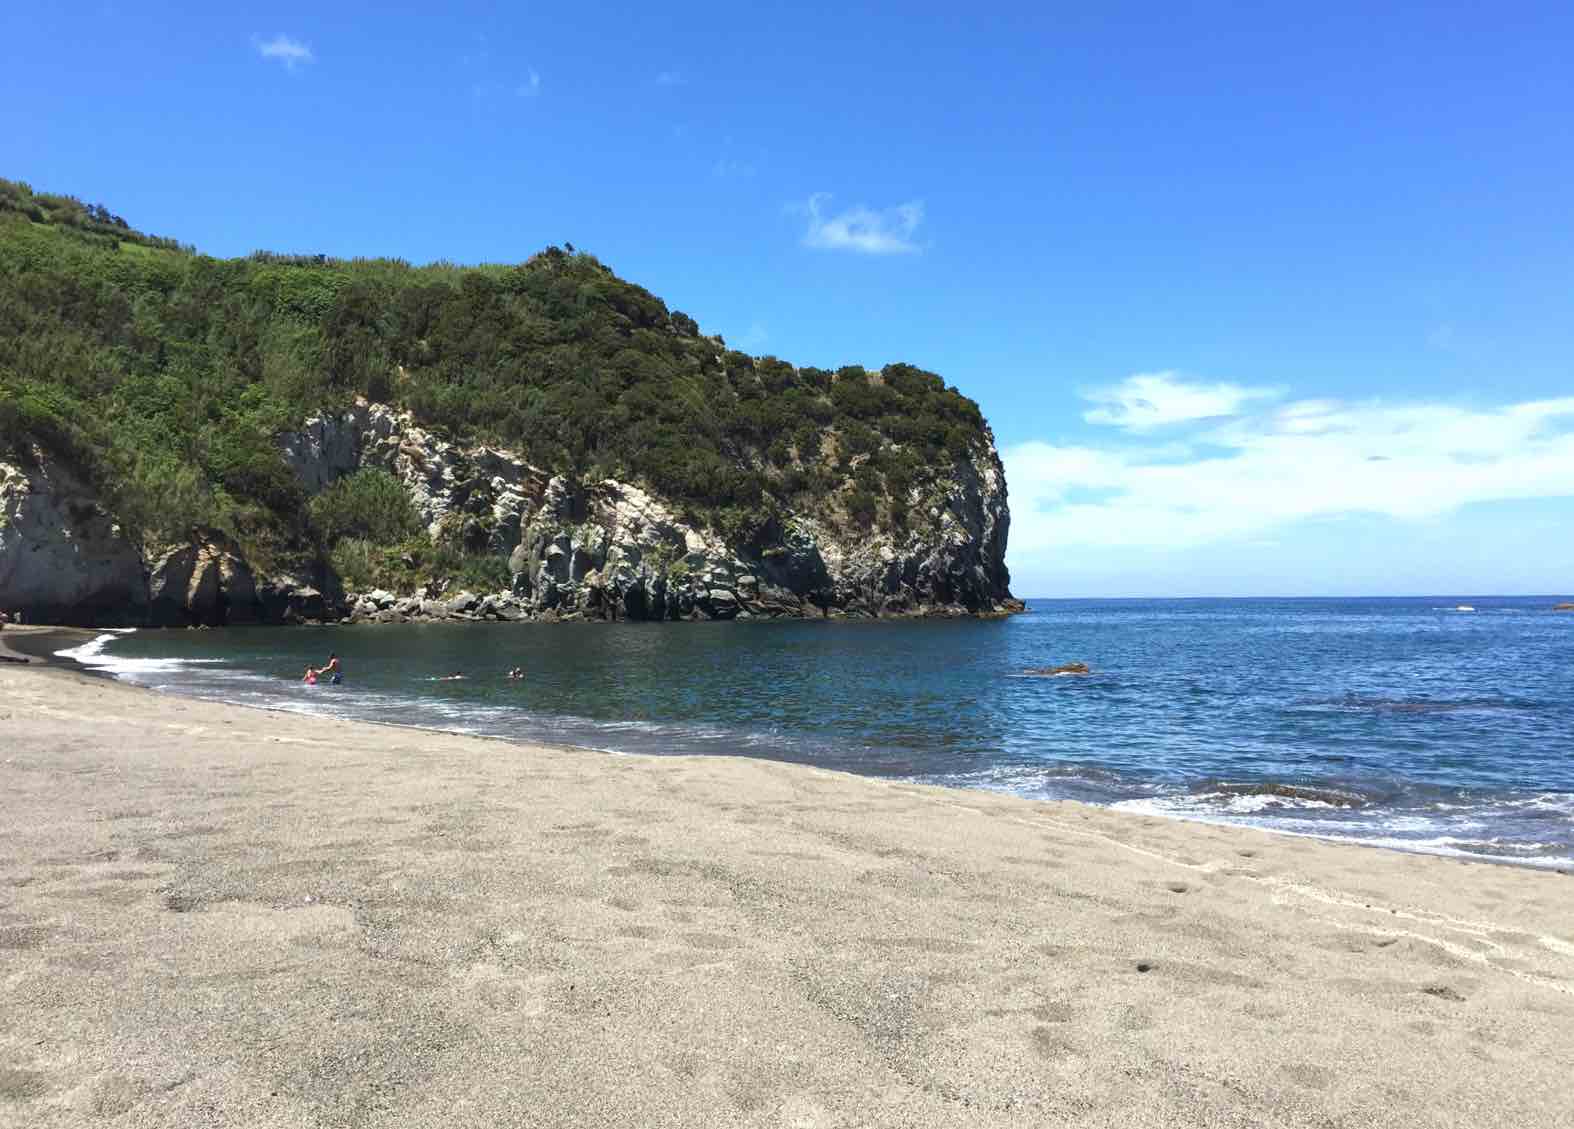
[
  {"xmin": 1112, "ymin": 791, "xmax": 1340, "ymax": 818},
  {"xmin": 1106, "ymin": 789, "xmax": 1573, "ymax": 869},
  {"xmin": 1500, "ymin": 793, "xmax": 1574, "ymax": 816},
  {"xmin": 1338, "ymin": 836, "xmax": 1574, "ymax": 870},
  {"xmin": 52, "ymin": 629, "xmax": 133, "ymax": 662},
  {"xmin": 52, "ymin": 630, "xmax": 223, "ymax": 677}
]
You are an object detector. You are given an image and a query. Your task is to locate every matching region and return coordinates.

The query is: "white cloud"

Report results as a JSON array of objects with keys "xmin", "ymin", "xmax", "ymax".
[
  {"xmin": 1004, "ymin": 385, "xmax": 1574, "ymax": 560},
  {"xmin": 801, "ymin": 193, "xmax": 924, "ymax": 255},
  {"xmin": 656, "ymin": 70, "xmax": 685, "ymax": 86},
  {"xmin": 516, "ymin": 69, "xmax": 541, "ymax": 97},
  {"xmin": 254, "ymin": 33, "xmax": 314, "ymax": 69},
  {"xmin": 1082, "ymin": 371, "xmax": 1280, "ymax": 431}
]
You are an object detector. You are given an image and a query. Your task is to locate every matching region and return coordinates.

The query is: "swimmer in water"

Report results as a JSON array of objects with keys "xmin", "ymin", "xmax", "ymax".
[
  {"xmin": 320, "ymin": 653, "xmax": 342, "ymax": 684},
  {"xmin": 303, "ymin": 666, "xmax": 318, "ymax": 685}
]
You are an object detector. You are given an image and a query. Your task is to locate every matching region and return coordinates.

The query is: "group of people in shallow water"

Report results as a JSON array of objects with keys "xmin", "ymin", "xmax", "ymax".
[
  {"xmin": 301, "ymin": 653, "xmax": 342, "ymax": 685},
  {"xmin": 435, "ymin": 668, "xmax": 525, "ymax": 681},
  {"xmin": 300, "ymin": 656, "xmax": 527, "ymax": 685}
]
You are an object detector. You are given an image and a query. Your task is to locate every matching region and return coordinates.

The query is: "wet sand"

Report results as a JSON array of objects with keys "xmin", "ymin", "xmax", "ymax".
[{"xmin": 1, "ymin": 665, "xmax": 1571, "ymax": 1127}]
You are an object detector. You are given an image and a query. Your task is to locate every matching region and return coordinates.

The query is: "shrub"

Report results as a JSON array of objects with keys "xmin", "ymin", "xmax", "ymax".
[
  {"xmin": 846, "ymin": 489, "xmax": 878, "ymax": 529},
  {"xmin": 307, "ymin": 469, "xmax": 422, "ymax": 547},
  {"xmin": 328, "ymin": 537, "xmax": 381, "ymax": 590}
]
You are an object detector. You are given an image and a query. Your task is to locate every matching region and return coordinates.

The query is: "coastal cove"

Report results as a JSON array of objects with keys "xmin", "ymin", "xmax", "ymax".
[{"xmin": 56, "ymin": 595, "xmax": 1574, "ymax": 870}]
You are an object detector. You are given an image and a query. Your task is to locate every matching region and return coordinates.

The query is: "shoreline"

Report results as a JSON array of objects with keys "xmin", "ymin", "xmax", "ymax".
[
  {"xmin": 46, "ymin": 632, "xmax": 1574, "ymax": 875},
  {"xmin": 2, "ymin": 662, "xmax": 1571, "ymax": 1126},
  {"xmin": 0, "ymin": 623, "xmax": 96, "ymax": 664}
]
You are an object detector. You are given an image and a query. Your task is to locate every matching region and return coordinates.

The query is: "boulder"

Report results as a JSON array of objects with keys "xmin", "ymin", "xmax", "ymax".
[
  {"xmin": 146, "ymin": 534, "xmax": 268, "ymax": 626},
  {"xmin": 148, "ymin": 544, "xmax": 211, "ymax": 625}
]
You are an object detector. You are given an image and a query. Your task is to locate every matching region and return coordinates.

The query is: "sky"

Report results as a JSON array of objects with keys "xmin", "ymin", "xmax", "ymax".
[{"xmin": 3, "ymin": 2, "xmax": 1571, "ymax": 597}]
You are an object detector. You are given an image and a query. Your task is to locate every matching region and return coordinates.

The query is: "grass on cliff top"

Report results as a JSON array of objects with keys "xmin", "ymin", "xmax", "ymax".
[{"xmin": 0, "ymin": 175, "xmax": 995, "ymax": 581}]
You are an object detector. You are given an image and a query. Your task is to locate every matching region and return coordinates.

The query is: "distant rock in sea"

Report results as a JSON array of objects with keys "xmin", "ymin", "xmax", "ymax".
[{"xmin": 1024, "ymin": 661, "xmax": 1090, "ymax": 676}]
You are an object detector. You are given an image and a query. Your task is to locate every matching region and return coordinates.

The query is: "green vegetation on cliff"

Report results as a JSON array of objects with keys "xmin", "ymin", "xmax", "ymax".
[{"xmin": 0, "ymin": 177, "xmax": 993, "ymax": 573}]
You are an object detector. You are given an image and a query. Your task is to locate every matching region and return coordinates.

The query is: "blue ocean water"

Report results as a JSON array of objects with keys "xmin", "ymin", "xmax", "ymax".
[{"xmin": 62, "ymin": 597, "xmax": 1574, "ymax": 867}]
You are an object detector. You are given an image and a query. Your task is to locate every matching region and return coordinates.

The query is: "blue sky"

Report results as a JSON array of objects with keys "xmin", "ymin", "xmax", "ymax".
[{"xmin": 4, "ymin": 2, "xmax": 1571, "ymax": 596}]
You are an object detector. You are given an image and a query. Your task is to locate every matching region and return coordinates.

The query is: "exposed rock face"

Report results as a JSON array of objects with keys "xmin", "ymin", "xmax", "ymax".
[
  {"xmin": 281, "ymin": 401, "xmax": 544, "ymax": 544},
  {"xmin": 0, "ymin": 456, "xmax": 335, "ymax": 627},
  {"xmin": 2, "ymin": 399, "xmax": 1017, "ymax": 627},
  {"xmin": 0, "ymin": 458, "xmax": 147, "ymax": 626},
  {"xmin": 280, "ymin": 401, "xmax": 1018, "ymax": 622}
]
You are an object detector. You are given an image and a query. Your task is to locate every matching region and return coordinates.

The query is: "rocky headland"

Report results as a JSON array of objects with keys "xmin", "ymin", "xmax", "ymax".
[{"xmin": 0, "ymin": 178, "xmax": 1019, "ymax": 627}]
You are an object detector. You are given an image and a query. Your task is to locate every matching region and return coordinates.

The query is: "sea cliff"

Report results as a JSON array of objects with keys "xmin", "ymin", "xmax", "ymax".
[{"xmin": 0, "ymin": 396, "xmax": 1016, "ymax": 625}]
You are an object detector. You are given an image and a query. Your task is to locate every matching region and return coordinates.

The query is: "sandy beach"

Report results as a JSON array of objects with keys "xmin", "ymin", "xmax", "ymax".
[{"xmin": 1, "ymin": 657, "xmax": 1571, "ymax": 1128}]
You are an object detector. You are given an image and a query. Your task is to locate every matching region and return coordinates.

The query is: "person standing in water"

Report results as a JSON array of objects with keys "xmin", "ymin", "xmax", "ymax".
[{"xmin": 320, "ymin": 653, "xmax": 342, "ymax": 684}]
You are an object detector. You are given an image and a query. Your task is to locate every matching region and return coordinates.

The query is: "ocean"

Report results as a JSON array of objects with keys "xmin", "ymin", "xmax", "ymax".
[{"xmin": 60, "ymin": 597, "xmax": 1574, "ymax": 868}]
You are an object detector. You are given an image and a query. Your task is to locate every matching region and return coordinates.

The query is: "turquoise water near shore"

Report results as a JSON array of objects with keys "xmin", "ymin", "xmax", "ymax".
[{"xmin": 64, "ymin": 597, "xmax": 1574, "ymax": 867}]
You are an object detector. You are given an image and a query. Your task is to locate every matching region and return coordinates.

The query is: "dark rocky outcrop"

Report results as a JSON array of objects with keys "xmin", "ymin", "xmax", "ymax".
[
  {"xmin": 146, "ymin": 535, "xmax": 330, "ymax": 626},
  {"xmin": 1024, "ymin": 662, "xmax": 1090, "ymax": 676}
]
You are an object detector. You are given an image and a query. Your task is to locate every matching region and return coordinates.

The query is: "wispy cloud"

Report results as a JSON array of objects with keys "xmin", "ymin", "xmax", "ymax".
[
  {"xmin": 516, "ymin": 68, "xmax": 541, "ymax": 97},
  {"xmin": 254, "ymin": 33, "xmax": 314, "ymax": 69},
  {"xmin": 1082, "ymin": 372, "xmax": 1282, "ymax": 432},
  {"xmin": 656, "ymin": 70, "xmax": 685, "ymax": 86},
  {"xmin": 713, "ymin": 157, "xmax": 757, "ymax": 179},
  {"xmin": 1004, "ymin": 377, "xmax": 1574, "ymax": 559},
  {"xmin": 800, "ymin": 193, "xmax": 924, "ymax": 255}
]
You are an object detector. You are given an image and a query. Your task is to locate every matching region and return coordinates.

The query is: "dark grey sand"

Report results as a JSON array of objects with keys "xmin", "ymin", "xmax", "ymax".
[{"xmin": 1, "ymin": 663, "xmax": 1571, "ymax": 1128}]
